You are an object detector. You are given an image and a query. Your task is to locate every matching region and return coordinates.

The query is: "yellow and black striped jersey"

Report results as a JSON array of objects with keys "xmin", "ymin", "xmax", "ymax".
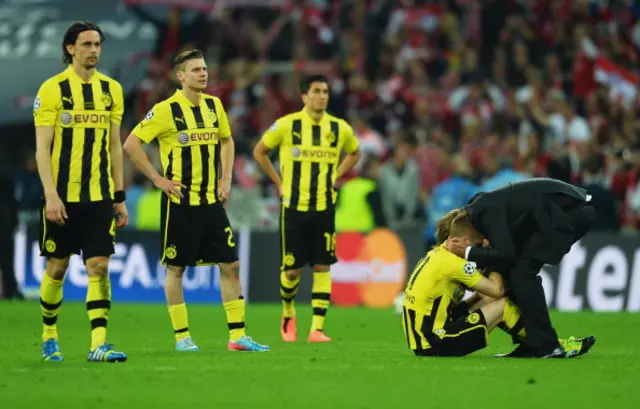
[
  {"xmin": 402, "ymin": 244, "xmax": 484, "ymax": 350},
  {"xmin": 33, "ymin": 65, "xmax": 124, "ymax": 203},
  {"xmin": 261, "ymin": 109, "xmax": 359, "ymax": 212},
  {"xmin": 131, "ymin": 90, "xmax": 231, "ymax": 206}
]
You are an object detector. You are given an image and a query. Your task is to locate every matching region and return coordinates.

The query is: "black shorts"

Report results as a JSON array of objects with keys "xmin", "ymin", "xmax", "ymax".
[
  {"xmin": 280, "ymin": 206, "xmax": 336, "ymax": 270},
  {"xmin": 160, "ymin": 199, "xmax": 238, "ymax": 267},
  {"xmin": 415, "ymin": 310, "xmax": 488, "ymax": 357},
  {"xmin": 39, "ymin": 200, "xmax": 115, "ymax": 261}
]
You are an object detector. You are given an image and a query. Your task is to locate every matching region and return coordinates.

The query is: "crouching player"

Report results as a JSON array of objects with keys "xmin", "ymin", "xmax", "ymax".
[
  {"xmin": 402, "ymin": 211, "xmax": 594, "ymax": 357},
  {"xmin": 401, "ymin": 213, "xmax": 507, "ymax": 356}
]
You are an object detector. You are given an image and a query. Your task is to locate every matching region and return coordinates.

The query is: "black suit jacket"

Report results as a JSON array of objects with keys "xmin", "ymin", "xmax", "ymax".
[{"xmin": 465, "ymin": 178, "xmax": 588, "ymax": 267}]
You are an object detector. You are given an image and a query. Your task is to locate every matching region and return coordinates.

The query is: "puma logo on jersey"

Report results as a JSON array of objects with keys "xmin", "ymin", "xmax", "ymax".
[
  {"xmin": 175, "ymin": 117, "xmax": 185, "ymax": 124},
  {"xmin": 62, "ymin": 96, "xmax": 73, "ymax": 105},
  {"xmin": 293, "ymin": 131, "xmax": 301, "ymax": 139}
]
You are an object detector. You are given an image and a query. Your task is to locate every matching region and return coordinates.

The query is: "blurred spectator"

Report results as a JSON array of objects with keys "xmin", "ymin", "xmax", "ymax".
[
  {"xmin": 424, "ymin": 154, "xmax": 477, "ymax": 250},
  {"xmin": 135, "ymin": 188, "xmax": 162, "ymax": 232},
  {"xmin": 126, "ymin": 172, "xmax": 149, "ymax": 230},
  {"xmin": 474, "ymin": 154, "xmax": 530, "ymax": 194},
  {"xmin": 5, "ymin": 0, "xmax": 633, "ymax": 233},
  {"xmin": 14, "ymin": 153, "xmax": 43, "ymax": 226},
  {"xmin": 379, "ymin": 135, "xmax": 422, "ymax": 229},
  {"xmin": 582, "ymin": 156, "xmax": 619, "ymax": 232},
  {"xmin": 336, "ymin": 157, "xmax": 386, "ymax": 233}
]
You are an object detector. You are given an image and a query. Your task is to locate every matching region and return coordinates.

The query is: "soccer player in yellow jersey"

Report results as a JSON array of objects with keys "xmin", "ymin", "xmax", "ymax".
[
  {"xmin": 33, "ymin": 21, "xmax": 128, "ymax": 362},
  {"xmin": 404, "ymin": 209, "xmax": 595, "ymax": 357},
  {"xmin": 401, "ymin": 212, "xmax": 515, "ymax": 356},
  {"xmin": 434, "ymin": 209, "xmax": 596, "ymax": 358},
  {"xmin": 123, "ymin": 49, "xmax": 268, "ymax": 352},
  {"xmin": 253, "ymin": 75, "xmax": 361, "ymax": 343}
]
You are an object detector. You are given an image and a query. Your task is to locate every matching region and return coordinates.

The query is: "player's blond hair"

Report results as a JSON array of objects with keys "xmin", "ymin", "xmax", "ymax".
[
  {"xmin": 435, "ymin": 208, "xmax": 482, "ymax": 245},
  {"xmin": 435, "ymin": 209, "xmax": 461, "ymax": 245},
  {"xmin": 449, "ymin": 209, "xmax": 483, "ymax": 242}
]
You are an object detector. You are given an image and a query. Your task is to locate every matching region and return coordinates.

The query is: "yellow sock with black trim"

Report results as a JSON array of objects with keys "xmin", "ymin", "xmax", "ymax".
[
  {"xmin": 280, "ymin": 271, "xmax": 300, "ymax": 318},
  {"xmin": 40, "ymin": 273, "xmax": 63, "ymax": 342},
  {"xmin": 311, "ymin": 271, "xmax": 331, "ymax": 331},
  {"xmin": 86, "ymin": 276, "xmax": 111, "ymax": 350},
  {"xmin": 499, "ymin": 299, "xmax": 526, "ymax": 341},
  {"xmin": 168, "ymin": 303, "xmax": 191, "ymax": 341},
  {"xmin": 224, "ymin": 297, "xmax": 246, "ymax": 342}
]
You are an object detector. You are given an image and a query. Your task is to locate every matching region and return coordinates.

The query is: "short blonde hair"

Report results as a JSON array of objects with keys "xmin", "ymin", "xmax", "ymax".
[
  {"xmin": 449, "ymin": 209, "xmax": 483, "ymax": 242},
  {"xmin": 435, "ymin": 209, "xmax": 462, "ymax": 245}
]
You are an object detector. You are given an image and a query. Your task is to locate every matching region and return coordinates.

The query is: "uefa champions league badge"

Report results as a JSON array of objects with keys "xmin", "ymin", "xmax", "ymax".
[
  {"xmin": 145, "ymin": 110, "xmax": 154, "ymax": 121},
  {"xmin": 179, "ymin": 133, "xmax": 189, "ymax": 144},
  {"xmin": 463, "ymin": 262, "xmax": 475, "ymax": 276},
  {"xmin": 33, "ymin": 97, "xmax": 41, "ymax": 111}
]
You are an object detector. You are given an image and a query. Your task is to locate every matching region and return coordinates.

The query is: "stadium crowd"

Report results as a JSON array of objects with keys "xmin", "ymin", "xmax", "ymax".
[{"xmin": 9, "ymin": 0, "xmax": 640, "ymax": 241}]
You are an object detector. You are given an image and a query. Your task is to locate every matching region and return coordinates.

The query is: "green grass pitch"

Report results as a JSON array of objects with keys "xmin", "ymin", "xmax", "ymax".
[{"xmin": 0, "ymin": 302, "xmax": 638, "ymax": 409}]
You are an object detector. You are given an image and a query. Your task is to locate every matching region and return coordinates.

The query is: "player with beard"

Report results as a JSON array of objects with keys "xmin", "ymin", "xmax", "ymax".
[{"xmin": 34, "ymin": 21, "xmax": 128, "ymax": 363}]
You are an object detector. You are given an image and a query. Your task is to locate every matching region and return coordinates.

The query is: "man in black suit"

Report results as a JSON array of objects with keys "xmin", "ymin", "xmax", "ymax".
[{"xmin": 449, "ymin": 178, "xmax": 596, "ymax": 358}]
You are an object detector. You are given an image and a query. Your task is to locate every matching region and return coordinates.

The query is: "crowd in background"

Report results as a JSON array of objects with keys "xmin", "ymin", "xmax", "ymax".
[{"xmin": 9, "ymin": 0, "xmax": 640, "ymax": 246}]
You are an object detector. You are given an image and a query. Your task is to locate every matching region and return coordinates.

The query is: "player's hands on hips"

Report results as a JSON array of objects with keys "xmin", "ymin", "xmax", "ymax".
[
  {"xmin": 113, "ymin": 202, "xmax": 129, "ymax": 228},
  {"xmin": 154, "ymin": 176, "xmax": 185, "ymax": 200},
  {"xmin": 218, "ymin": 177, "xmax": 232, "ymax": 201},
  {"xmin": 45, "ymin": 192, "xmax": 68, "ymax": 226},
  {"xmin": 447, "ymin": 237, "xmax": 467, "ymax": 258}
]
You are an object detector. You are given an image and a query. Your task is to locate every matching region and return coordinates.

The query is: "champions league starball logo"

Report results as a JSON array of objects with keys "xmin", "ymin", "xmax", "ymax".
[
  {"xmin": 60, "ymin": 112, "xmax": 72, "ymax": 125},
  {"xmin": 179, "ymin": 133, "xmax": 189, "ymax": 144},
  {"xmin": 291, "ymin": 147, "xmax": 301, "ymax": 158}
]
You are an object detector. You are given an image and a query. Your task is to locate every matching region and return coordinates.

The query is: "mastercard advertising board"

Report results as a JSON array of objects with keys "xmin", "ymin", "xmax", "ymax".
[{"xmin": 331, "ymin": 228, "xmax": 408, "ymax": 307}]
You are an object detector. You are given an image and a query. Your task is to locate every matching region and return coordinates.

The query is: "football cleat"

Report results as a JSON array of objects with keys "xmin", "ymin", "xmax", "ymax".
[
  {"xmin": 281, "ymin": 316, "xmax": 297, "ymax": 342},
  {"xmin": 87, "ymin": 344, "xmax": 128, "ymax": 362},
  {"xmin": 176, "ymin": 336, "xmax": 199, "ymax": 352},
  {"xmin": 560, "ymin": 336, "xmax": 596, "ymax": 357},
  {"xmin": 308, "ymin": 329, "xmax": 332, "ymax": 343},
  {"xmin": 228, "ymin": 336, "xmax": 270, "ymax": 352},
  {"xmin": 42, "ymin": 338, "xmax": 64, "ymax": 362}
]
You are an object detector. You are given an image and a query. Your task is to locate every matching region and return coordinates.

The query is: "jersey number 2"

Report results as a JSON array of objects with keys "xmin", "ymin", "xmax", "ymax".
[{"xmin": 224, "ymin": 227, "xmax": 236, "ymax": 248}]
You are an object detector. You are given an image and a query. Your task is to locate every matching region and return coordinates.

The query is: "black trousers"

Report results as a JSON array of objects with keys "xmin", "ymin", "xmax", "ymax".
[
  {"xmin": 507, "ymin": 202, "xmax": 596, "ymax": 352},
  {"xmin": 0, "ymin": 214, "xmax": 18, "ymax": 298}
]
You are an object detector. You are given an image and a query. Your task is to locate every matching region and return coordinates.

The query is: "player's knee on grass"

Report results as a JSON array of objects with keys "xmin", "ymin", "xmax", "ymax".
[
  {"xmin": 479, "ymin": 297, "xmax": 506, "ymax": 330},
  {"xmin": 167, "ymin": 265, "xmax": 186, "ymax": 279},
  {"xmin": 46, "ymin": 258, "xmax": 70, "ymax": 280},
  {"xmin": 284, "ymin": 268, "xmax": 303, "ymax": 280},
  {"xmin": 219, "ymin": 261, "xmax": 240, "ymax": 280},
  {"xmin": 85, "ymin": 257, "xmax": 109, "ymax": 277}
]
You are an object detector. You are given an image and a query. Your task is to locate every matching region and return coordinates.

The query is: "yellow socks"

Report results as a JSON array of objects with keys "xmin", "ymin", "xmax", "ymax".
[
  {"xmin": 86, "ymin": 276, "xmax": 111, "ymax": 350},
  {"xmin": 499, "ymin": 299, "xmax": 526, "ymax": 341},
  {"xmin": 168, "ymin": 303, "xmax": 191, "ymax": 341},
  {"xmin": 311, "ymin": 271, "xmax": 331, "ymax": 331},
  {"xmin": 224, "ymin": 297, "xmax": 246, "ymax": 342},
  {"xmin": 40, "ymin": 274, "xmax": 63, "ymax": 342},
  {"xmin": 280, "ymin": 271, "xmax": 300, "ymax": 318}
]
